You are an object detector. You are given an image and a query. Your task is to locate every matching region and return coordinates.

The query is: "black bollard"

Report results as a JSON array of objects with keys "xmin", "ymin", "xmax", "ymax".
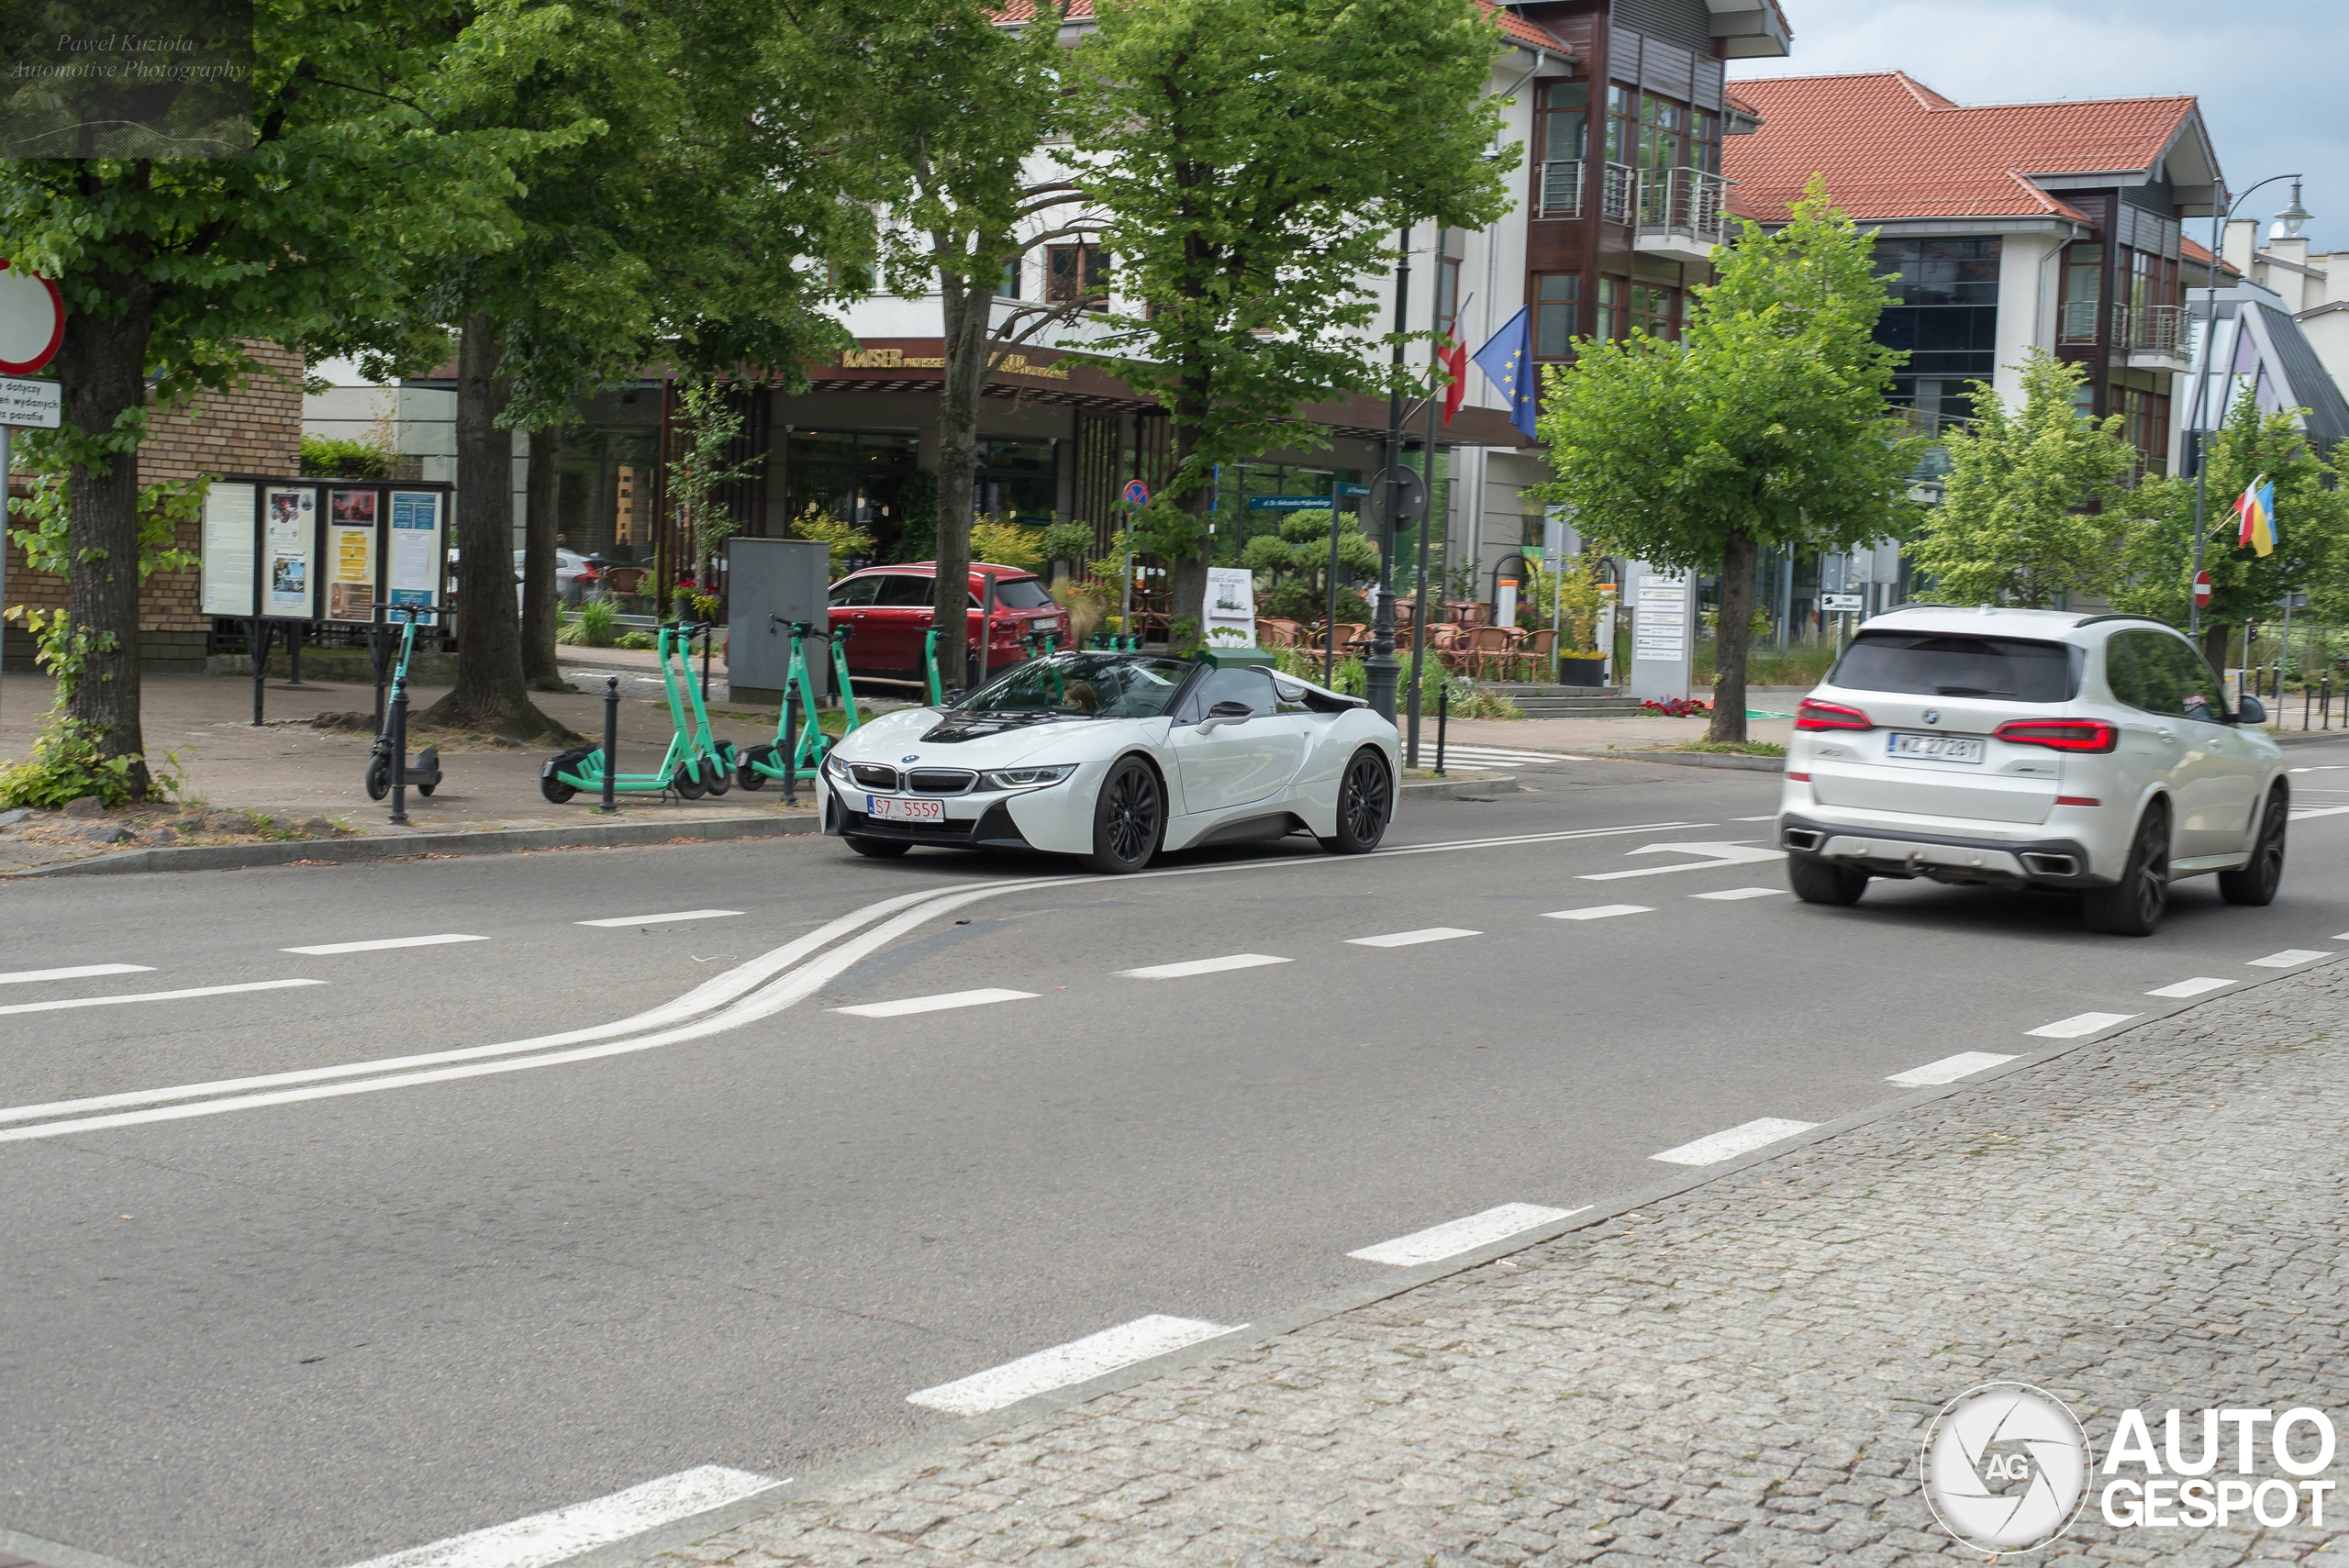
[
  {"xmin": 782, "ymin": 687, "xmax": 798, "ymax": 806},
  {"xmin": 388, "ymin": 679, "xmax": 410, "ymax": 826},
  {"xmin": 600, "ymin": 674, "xmax": 619, "ymax": 814},
  {"xmin": 1435, "ymin": 681, "xmax": 1449, "ymax": 776}
]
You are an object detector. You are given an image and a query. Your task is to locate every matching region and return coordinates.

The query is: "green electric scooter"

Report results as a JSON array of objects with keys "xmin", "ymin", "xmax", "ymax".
[
  {"xmin": 365, "ymin": 604, "xmax": 442, "ymax": 802},
  {"xmin": 734, "ymin": 618, "xmax": 859, "ymax": 789},
  {"xmin": 539, "ymin": 622, "xmax": 731, "ymax": 802}
]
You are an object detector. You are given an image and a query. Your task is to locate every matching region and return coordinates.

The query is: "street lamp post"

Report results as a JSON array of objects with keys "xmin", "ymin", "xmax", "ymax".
[
  {"xmin": 1365, "ymin": 228, "xmax": 1410, "ymax": 722},
  {"xmin": 2187, "ymin": 172, "xmax": 2302, "ymax": 644}
]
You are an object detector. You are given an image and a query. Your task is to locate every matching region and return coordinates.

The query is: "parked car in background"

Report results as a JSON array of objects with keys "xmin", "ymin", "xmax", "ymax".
[
  {"xmin": 513, "ymin": 548, "xmax": 598, "ymax": 605},
  {"xmin": 827, "ymin": 562, "xmax": 1071, "ymax": 686},
  {"xmin": 1777, "ymin": 606, "xmax": 2288, "ymax": 935}
]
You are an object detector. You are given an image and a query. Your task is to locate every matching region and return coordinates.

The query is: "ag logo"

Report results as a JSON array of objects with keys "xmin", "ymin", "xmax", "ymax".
[{"xmin": 1921, "ymin": 1382, "xmax": 2090, "ymax": 1553}]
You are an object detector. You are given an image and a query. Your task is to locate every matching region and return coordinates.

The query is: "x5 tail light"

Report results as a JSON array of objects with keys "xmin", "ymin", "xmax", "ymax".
[
  {"xmin": 1795, "ymin": 698, "xmax": 1873, "ymax": 731},
  {"xmin": 1994, "ymin": 717, "xmax": 2118, "ymax": 753}
]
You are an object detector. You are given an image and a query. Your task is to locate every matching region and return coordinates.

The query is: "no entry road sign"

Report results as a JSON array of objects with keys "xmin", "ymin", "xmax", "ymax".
[
  {"xmin": 0, "ymin": 261, "xmax": 63, "ymax": 375},
  {"xmin": 2193, "ymin": 570, "xmax": 2212, "ymax": 608}
]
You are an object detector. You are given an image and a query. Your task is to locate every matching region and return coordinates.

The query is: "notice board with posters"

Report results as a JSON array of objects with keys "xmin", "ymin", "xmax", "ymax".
[{"xmin": 206, "ymin": 477, "xmax": 453, "ymax": 627}]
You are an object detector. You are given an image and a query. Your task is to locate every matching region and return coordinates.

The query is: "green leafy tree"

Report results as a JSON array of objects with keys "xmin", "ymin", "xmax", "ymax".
[
  {"xmin": 1240, "ymin": 507, "xmax": 1375, "ymax": 624},
  {"xmin": 2112, "ymin": 385, "xmax": 2349, "ymax": 670},
  {"xmin": 1536, "ymin": 177, "xmax": 1917, "ymax": 743},
  {"xmin": 0, "ymin": 0, "xmax": 560, "ymax": 793},
  {"xmin": 1064, "ymin": 0, "xmax": 1512, "ymax": 624},
  {"xmin": 1909, "ymin": 350, "xmax": 2140, "ymax": 607}
]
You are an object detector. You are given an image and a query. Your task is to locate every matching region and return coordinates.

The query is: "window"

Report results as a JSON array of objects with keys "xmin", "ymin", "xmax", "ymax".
[
  {"xmin": 1638, "ymin": 95, "xmax": 1685, "ymax": 173},
  {"xmin": 998, "ymin": 258, "xmax": 1021, "ymax": 299},
  {"xmin": 2106, "ymin": 629, "xmax": 2220, "ymax": 720},
  {"xmin": 1874, "ymin": 238, "xmax": 2001, "ymax": 412},
  {"xmin": 957, "ymin": 652, "xmax": 1193, "ymax": 717},
  {"xmin": 1533, "ymin": 273, "xmax": 1579, "ymax": 358},
  {"xmin": 874, "ymin": 574, "xmax": 935, "ymax": 607},
  {"xmin": 1629, "ymin": 283, "xmax": 1675, "ymax": 339},
  {"xmin": 2115, "ymin": 374, "xmax": 2170, "ymax": 476},
  {"xmin": 1182, "ymin": 665, "xmax": 1276, "ymax": 722},
  {"xmin": 2059, "ymin": 242, "xmax": 2103, "ymax": 344},
  {"xmin": 1605, "ymin": 83, "xmax": 1631, "ymax": 165},
  {"xmin": 1047, "ymin": 243, "xmax": 1108, "ymax": 308},
  {"xmin": 1594, "ymin": 275, "xmax": 1622, "ymax": 341},
  {"xmin": 1687, "ymin": 108, "xmax": 1719, "ymax": 173},
  {"xmin": 1435, "ymin": 256, "xmax": 1460, "ymax": 337},
  {"xmin": 1832, "ymin": 633, "xmax": 2081, "ymax": 703},
  {"xmin": 975, "ymin": 437, "xmax": 1057, "ymax": 522},
  {"xmin": 1536, "ymin": 80, "xmax": 1589, "ymax": 214},
  {"xmin": 986, "ymin": 576, "xmax": 1058, "ymax": 610},
  {"xmin": 829, "ymin": 574, "xmax": 885, "ymax": 607}
]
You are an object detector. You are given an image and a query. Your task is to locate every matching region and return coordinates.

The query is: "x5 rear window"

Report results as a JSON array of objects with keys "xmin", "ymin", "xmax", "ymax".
[{"xmin": 1829, "ymin": 632, "xmax": 2082, "ymax": 703}]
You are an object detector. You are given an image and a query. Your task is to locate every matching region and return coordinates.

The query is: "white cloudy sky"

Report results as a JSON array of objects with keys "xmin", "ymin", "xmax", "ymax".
[{"xmin": 1731, "ymin": 0, "xmax": 2347, "ymax": 253}]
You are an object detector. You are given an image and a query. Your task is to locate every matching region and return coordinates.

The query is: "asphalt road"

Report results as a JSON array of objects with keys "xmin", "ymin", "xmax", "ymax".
[{"xmin": 9, "ymin": 744, "xmax": 2349, "ymax": 1568}]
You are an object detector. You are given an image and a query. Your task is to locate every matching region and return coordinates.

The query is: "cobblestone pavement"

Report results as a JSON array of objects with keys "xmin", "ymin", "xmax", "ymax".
[{"xmin": 618, "ymin": 962, "xmax": 2349, "ymax": 1567}]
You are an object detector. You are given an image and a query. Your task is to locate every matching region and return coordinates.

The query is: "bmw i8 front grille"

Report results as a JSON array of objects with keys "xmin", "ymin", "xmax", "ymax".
[
  {"xmin": 907, "ymin": 769, "xmax": 976, "ymax": 795},
  {"xmin": 850, "ymin": 762, "xmax": 900, "ymax": 791}
]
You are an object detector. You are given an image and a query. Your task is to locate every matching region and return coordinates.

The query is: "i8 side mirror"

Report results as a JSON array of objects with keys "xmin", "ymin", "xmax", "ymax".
[{"xmin": 1197, "ymin": 700, "xmax": 1254, "ymax": 732}]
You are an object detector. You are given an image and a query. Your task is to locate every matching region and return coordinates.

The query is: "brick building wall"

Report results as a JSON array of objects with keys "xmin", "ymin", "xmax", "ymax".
[{"xmin": 4, "ymin": 341, "xmax": 304, "ymax": 673}]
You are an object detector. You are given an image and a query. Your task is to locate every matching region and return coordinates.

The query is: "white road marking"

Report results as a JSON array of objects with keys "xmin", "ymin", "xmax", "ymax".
[
  {"xmin": 2025, "ymin": 1011, "xmax": 2137, "ymax": 1039},
  {"xmin": 0, "ymin": 978, "xmax": 324, "ymax": 1018},
  {"xmin": 1118, "ymin": 953, "xmax": 1290, "ymax": 979},
  {"xmin": 2248, "ymin": 949, "xmax": 2330, "ymax": 968},
  {"xmin": 908, "ymin": 1316, "xmax": 1238, "ymax": 1416},
  {"xmin": 1887, "ymin": 1051, "xmax": 2018, "ymax": 1086},
  {"xmin": 1435, "ymin": 744, "xmax": 1587, "ymax": 763},
  {"xmin": 1689, "ymin": 886, "xmax": 1783, "ymax": 901},
  {"xmin": 2146, "ymin": 977, "xmax": 2233, "ymax": 998},
  {"xmin": 1652, "ymin": 1118, "xmax": 1818, "ymax": 1166},
  {"xmin": 575, "ymin": 909, "xmax": 743, "ymax": 929},
  {"xmin": 1347, "ymin": 1202, "xmax": 1584, "ymax": 1266},
  {"xmin": 2288, "ymin": 805, "xmax": 2349, "ymax": 820},
  {"xmin": 0, "ymin": 823, "xmax": 1720, "ymax": 1143},
  {"xmin": 0, "ymin": 962, "xmax": 153, "ymax": 985},
  {"xmin": 284, "ymin": 934, "xmax": 488, "ymax": 956},
  {"xmin": 1582, "ymin": 840, "xmax": 1787, "ymax": 881},
  {"xmin": 1543, "ymin": 904, "xmax": 1653, "ymax": 921},
  {"xmin": 834, "ymin": 988, "xmax": 1037, "ymax": 1018},
  {"xmin": 337, "ymin": 1465, "xmax": 784, "ymax": 1568},
  {"xmin": 1346, "ymin": 927, "xmax": 1481, "ymax": 948},
  {"xmin": 1731, "ymin": 815, "xmax": 1780, "ymax": 822}
]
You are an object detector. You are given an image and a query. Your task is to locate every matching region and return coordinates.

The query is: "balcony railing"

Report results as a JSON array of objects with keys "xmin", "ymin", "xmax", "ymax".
[
  {"xmin": 1599, "ymin": 161, "xmax": 1638, "ymax": 225},
  {"xmin": 2057, "ymin": 298, "xmax": 2100, "ymax": 345},
  {"xmin": 1632, "ymin": 167, "xmax": 1731, "ymax": 250},
  {"xmin": 1538, "ymin": 159, "xmax": 1584, "ymax": 219},
  {"xmin": 2120, "ymin": 303, "xmax": 2188, "ymax": 357}
]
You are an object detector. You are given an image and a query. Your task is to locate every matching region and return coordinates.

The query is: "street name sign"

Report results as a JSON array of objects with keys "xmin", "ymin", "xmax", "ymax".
[{"xmin": 1247, "ymin": 495, "xmax": 1336, "ymax": 511}]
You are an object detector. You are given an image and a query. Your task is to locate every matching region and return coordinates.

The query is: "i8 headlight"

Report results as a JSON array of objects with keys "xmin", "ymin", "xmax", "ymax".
[
  {"xmin": 978, "ymin": 763, "xmax": 1076, "ymax": 791},
  {"xmin": 822, "ymin": 752, "xmax": 853, "ymax": 784}
]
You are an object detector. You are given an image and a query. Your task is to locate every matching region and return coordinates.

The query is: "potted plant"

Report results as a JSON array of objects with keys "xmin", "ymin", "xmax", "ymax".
[{"xmin": 1555, "ymin": 554, "xmax": 1609, "ymax": 687}]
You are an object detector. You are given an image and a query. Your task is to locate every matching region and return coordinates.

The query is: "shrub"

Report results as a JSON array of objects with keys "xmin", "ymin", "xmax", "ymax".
[
  {"xmin": 971, "ymin": 516, "xmax": 1045, "ymax": 572},
  {"xmin": 299, "ymin": 435, "xmax": 394, "ymax": 479},
  {"xmin": 0, "ymin": 717, "xmax": 180, "ymax": 808},
  {"xmin": 555, "ymin": 597, "xmax": 620, "ymax": 647},
  {"xmin": 788, "ymin": 502, "xmax": 877, "ymax": 567},
  {"xmin": 615, "ymin": 630, "xmax": 657, "ymax": 651}
]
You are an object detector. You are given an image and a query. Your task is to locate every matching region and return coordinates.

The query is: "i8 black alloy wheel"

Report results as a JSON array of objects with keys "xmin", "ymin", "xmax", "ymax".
[
  {"xmin": 1087, "ymin": 757, "xmax": 1163, "ymax": 873},
  {"xmin": 1320, "ymin": 748, "xmax": 1392, "ymax": 854}
]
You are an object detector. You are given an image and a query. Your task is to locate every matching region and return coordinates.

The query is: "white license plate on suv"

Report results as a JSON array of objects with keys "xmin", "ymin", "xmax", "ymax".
[
  {"xmin": 866, "ymin": 795, "xmax": 944, "ymax": 821},
  {"xmin": 1887, "ymin": 732, "xmax": 1986, "ymax": 764}
]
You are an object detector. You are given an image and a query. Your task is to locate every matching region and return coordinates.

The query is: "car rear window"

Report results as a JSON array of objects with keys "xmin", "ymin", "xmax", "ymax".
[
  {"xmin": 985, "ymin": 577, "xmax": 1056, "ymax": 610},
  {"xmin": 1829, "ymin": 632, "xmax": 2081, "ymax": 703}
]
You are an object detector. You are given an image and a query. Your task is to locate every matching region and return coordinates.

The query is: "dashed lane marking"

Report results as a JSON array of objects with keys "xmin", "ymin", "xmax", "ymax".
[
  {"xmin": 0, "ymin": 978, "xmax": 325, "ymax": 1018},
  {"xmin": 2288, "ymin": 805, "xmax": 2349, "ymax": 820},
  {"xmin": 335, "ymin": 1465, "xmax": 785, "ymax": 1568},
  {"xmin": 2026, "ymin": 1011, "xmax": 2137, "ymax": 1039},
  {"xmin": 1542, "ymin": 905, "xmax": 1653, "ymax": 921},
  {"xmin": 1346, "ymin": 927, "xmax": 1481, "ymax": 948},
  {"xmin": 1689, "ymin": 886, "xmax": 1783, "ymax": 901},
  {"xmin": 2248, "ymin": 949, "xmax": 2331, "ymax": 968},
  {"xmin": 1887, "ymin": 1051, "xmax": 2018, "ymax": 1086},
  {"xmin": 1119, "ymin": 953, "xmax": 1290, "ymax": 980},
  {"xmin": 1652, "ymin": 1118, "xmax": 1818, "ymax": 1167},
  {"xmin": 1432, "ymin": 745, "xmax": 1589, "ymax": 765},
  {"xmin": 284, "ymin": 934, "xmax": 489, "ymax": 956},
  {"xmin": 908, "ymin": 1316, "xmax": 1240, "ymax": 1417},
  {"xmin": 2146, "ymin": 977, "xmax": 2233, "ymax": 998},
  {"xmin": 0, "ymin": 962, "xmax": 153, "ymax": 986},
  {"xmin": 834, "ymin": 988, "xmax": 1038, "ymax": 1018},
  {"xmin": 1731, "ymin": 815, "xmax": 1779, "ymax": 822},
  {"xmin": 1347, "ymin": 1203, "xmax": 1585, "ymax": 1266},
  {"xmin": 575, "ymin": 909, "xmax": 743, "ymax": 929}
]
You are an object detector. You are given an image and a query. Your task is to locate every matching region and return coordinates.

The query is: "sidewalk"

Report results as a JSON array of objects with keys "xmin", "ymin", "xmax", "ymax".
[{"xmin": 611, "ymin": 961, "xmax": 2349, "ymax": 1566}]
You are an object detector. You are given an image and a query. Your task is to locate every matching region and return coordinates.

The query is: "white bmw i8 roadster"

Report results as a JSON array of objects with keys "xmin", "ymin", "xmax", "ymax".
[{"xmin": 818, "ymin": 651, "xmax": 1401, "ymax": 873}]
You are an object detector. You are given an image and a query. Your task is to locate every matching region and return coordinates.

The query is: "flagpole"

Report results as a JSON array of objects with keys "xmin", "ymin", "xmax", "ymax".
[
  {"xmin": 1366, "ymin": 228, "xmax": 1409, "ymax": 723},
  {"xmin": 1406, "ymin": 228, "xmax": 1448, "ymax": 766}
]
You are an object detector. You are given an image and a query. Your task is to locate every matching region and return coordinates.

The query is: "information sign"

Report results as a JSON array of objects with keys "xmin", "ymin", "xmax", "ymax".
[
  {"xmin": 327, "ymin": 488, "xmax": 380, "ymax": 621},
  {"xmin": 0, "ymin": 376, "xmax": 61, "ymax": 428},
  {"xmin": 200, "ymin": 483, "xmax": 257, "ymax": 617},
  {"xmin": 388, "ymin": 490, "xmax": 444, "ymax": 623},
  {"xmin": 263, "ymin": 486, "xmax": 317, "ymax": 618}
]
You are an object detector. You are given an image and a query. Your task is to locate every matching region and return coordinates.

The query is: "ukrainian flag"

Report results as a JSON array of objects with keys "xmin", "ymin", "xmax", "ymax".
[{"xmin": 2236, "ymin": 475, "xmax": 2277, "ymax": 557}]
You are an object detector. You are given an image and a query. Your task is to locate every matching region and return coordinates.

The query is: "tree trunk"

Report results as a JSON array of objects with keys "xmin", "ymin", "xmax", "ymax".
[
  {"xmin": 55, "ymin": 290, "xmax": 159, "ymax": 796},
  {"xmin": 935, "ymin": 269, "xmax": 987, "ymax": 685},
  {"xmin": 424, "ymin": 314, "xmax": 573, "ymax": 740},
  {"xmin": 1706, "ymin": 528, "xmax": 1757, "ymax": 745},
  {"xmin": 1163, "ymin": 375, "xmax": 1212, "ymax": 652},
  {"xmin": 520, "ymin": 424, "xmax": 566, "ymax": 691}
]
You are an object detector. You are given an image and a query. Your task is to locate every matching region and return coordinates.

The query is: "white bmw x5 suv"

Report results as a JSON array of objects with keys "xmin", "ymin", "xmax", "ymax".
[{"xmin": 1778, "ymin": 606, "xmax": 2288, "ymax": 935}]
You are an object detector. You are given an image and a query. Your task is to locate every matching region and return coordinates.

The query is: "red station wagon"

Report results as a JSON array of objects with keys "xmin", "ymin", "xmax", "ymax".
[{"xmin": 827, "ymin": 562, "xmax": 1072, "ymax": 685}]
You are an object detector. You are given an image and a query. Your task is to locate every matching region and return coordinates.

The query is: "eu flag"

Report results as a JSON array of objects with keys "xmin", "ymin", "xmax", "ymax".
[{"xmin": 1473, "ymin": 306, "xmax": 1540, "ymax": 440}]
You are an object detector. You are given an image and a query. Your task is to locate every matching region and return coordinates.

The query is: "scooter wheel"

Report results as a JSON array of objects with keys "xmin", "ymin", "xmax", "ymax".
[
  {"xmin": 735, "ymin": 742, "xmax": 772, "ymax": 791},
  {"xmin": 365, "ymin": 755, "xmax": 391, "ymax": 802},
  {"xmin": 417, "ymin": 782, "xmax": 437, "ymax": 797},
  {"xmin": 672, "ymin": 762, "xmax": 707, "ymax": 800},
  {"xmin": 541, "ymin": 775, "xmax": 577, "ymax": 804}
]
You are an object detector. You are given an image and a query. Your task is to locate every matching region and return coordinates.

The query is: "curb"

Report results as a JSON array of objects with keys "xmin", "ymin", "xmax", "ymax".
[
  {"xmin": 1604, "ymin": 749, "xmax": 1785, "ymax": 773},
  {"xmin": 2270, "ymin": 728, "xmax": 2349, "ymax": 748},
  {"xmin": 566, "ymin": 949, "xmax": 2346, "ymax": 1568},
  {"xmin": 2, "ymin": 812, "xmax": 822, "ymax": 879},
  {"xmin": 1399, "ymin": 773, "xmax": 1520, "ymax": 800}
]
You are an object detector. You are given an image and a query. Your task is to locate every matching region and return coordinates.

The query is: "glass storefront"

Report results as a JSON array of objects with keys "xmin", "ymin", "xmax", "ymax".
[
  {"xmin": 551, "ymin": 385, "xmax": 662, "ymax": 563},
  {"xmin": 975, "ymin": 438, "xmax": 1057, "ymax": 522},
  {"xmin": 783, "ymin": 428, "xmax": 922, "ymax": 555}
]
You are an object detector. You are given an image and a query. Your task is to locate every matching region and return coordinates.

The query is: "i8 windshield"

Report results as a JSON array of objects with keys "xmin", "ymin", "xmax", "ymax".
[{"xmin": 952, "ymin": 653, "xmax": 1194, "ymax": 718}]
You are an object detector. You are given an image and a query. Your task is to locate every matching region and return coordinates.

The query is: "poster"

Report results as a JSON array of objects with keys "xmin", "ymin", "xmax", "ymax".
[
  {"xmin": 200, "ymin": 482, "xmax": 255, "ymax": 617},
  {"xmin": 387, "ymin": 489, "xmax": 441, "ymax": 624},
  {"xmin": 1203, "ymin": 565, "xmax": 1257, "ymax": 647},
  {"xmin": 327, "ymin": 488, "xmax": 378, "ymax": 621},
  {"xmin": 264, "ymin": 486, "xmax": 315, "ymax": 617}
]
